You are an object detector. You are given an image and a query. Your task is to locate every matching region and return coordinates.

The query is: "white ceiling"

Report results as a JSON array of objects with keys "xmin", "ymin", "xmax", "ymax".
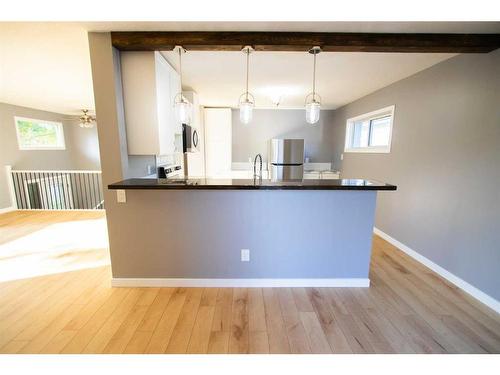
[
  {"xmin": 161, "ymin": 50, "xmax": 455, "ymax": 109},
  {"xmin": 0, "ymin": 22, "xmax": 499, "ymax": 114},
  {"xmin": 0, "ymin": 23, "xmax": 95, "ymax": 115}
]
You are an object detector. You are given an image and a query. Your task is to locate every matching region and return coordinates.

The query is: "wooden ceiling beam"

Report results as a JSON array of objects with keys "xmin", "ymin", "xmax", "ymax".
[{"xmin": 110, "ymin": 31, "xmax": 500, "ymax": 53}]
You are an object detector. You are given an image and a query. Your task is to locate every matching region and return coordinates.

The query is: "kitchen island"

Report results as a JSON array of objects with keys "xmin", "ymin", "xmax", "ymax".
[{"xmin": 107, "ymin": 178, "xmax": 396, "ymax": 287}]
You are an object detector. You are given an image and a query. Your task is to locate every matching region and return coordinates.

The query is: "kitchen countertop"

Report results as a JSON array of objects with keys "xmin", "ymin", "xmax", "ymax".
[{"xmin": 108, "ymin": 178, "xmax": 397, "ymax": 191}]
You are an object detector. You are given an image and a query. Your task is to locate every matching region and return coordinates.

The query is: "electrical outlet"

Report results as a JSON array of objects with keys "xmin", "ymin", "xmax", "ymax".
[
  {"xmin": 340, "ymin": 153, "xmax": 344, "ymax": 160},
  {"xmin": 241, "ymin": 249, "xmax": 250, "ymax": 262},
  {"xmin": 116, "ymin": 189, "xmax": 126, "ymax": 203}
]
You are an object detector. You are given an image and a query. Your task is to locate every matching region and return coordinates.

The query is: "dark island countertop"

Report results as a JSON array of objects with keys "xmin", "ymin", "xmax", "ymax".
[{"xmin": 108, "ymin": 178, "xmax": 397, "ymax": 191}]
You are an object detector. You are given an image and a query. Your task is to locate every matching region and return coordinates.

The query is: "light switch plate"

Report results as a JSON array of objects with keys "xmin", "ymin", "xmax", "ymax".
[
  {"xmin": 117, "ymin": 189, "xmax": 126, "ymax": 203},
  {"xmin": 241, "ymin": 249, "xmax": 250, "ymax": 262}
]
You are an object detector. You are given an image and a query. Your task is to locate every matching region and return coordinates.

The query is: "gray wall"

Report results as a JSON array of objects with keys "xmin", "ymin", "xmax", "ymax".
[
  {"xmin": 108, "ymin": 189, "xmax": 376, "ymax": 279},
  {"xmin": 88, "ymin": 33, "xmax": 134, "ymax": 274},
  {"xmin": 330, "ymin": 50, "xmax": 500, "ymax": 300},
  {"xmin": 232, "ymin": 108, "xmax": 336, "ymax": 163},
  {"xmin": 0, "ymin": 102, "xmax": 101, "ymax": 208}
]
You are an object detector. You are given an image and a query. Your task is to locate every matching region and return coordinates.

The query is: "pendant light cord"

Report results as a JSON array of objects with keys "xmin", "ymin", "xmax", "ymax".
[
  {"xmin": 178, "ymin": 47, "xmax": 183, "ymax": 98},
  {"xmin": 245, "ymin": 48, "xmax": 250, "ymax": 101},
  {"xmin": 312, "ymin": 52, "xmax": 317, "ymax": 102}
]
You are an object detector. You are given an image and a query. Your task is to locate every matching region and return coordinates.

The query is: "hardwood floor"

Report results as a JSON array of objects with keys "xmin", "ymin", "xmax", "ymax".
[{"xmin": 0, "ymin": 210, "xmax": 499, "ymax": 354}]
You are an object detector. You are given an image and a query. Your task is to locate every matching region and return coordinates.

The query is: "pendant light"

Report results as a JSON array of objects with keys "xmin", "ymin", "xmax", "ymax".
[
  {"xmin": 173, "ymin": 45, "xmax": 192, "ymax": 124},
  {"xmin": 305, "ymin": 46, "xmax": 322, "ymax": 125},
  {"xmin": 239, "ymin": 46, "xmax": 255, "ymax": 124}
]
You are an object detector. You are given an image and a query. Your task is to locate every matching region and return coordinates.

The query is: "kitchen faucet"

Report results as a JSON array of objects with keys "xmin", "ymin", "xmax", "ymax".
[{"xmin": 253, "ymin": 153, "xmax": 263, "ymax": 179}]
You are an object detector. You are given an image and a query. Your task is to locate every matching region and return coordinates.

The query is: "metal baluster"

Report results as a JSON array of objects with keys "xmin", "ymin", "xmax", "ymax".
[
  {"xmin": 81, "ymin": 173, "xmax": 87, "ymax": 209},
  {"xmin": 54, "ymin": 172, "xmax": 60, "ymax": 210},
  {"xmin": 89, "ymin": 173, "xmax": 96, "ymax": 209},
  {"xmin": 28, "ymin": 172, "xmax": 38, "ymax": 210},
  {"xmin": 38, "ymin": 172, "xmax": 46, "ymax": 209},
  {"xmin": 97, "ymin": 173, "xmax": 102, "ymax": 209},
  {"xmin": 88, "ymin": 173, "xmax": 95, "ymax": 209},
  {"xmin": 16, "ymin": 173, "xmax": 23, "ymax": 209},
  {"xmin": 33, "ymin": 172, "xmax": 40, "ymax": 209},
  {"xmin": 27, "ymin": 172, "xmax": 33, "ymax": 209},
  {"xmin": 87, "ymin": 173, "xmax": 93, "ymax": 209},
  {"xmin": 76, "ymin": 173, "xmax": 83, "ymax": 209},
  {"xmin": 44, "ymin": 172, "xmax": 53, "ymax": 209},
  {"xmin": 19, "ymin": 172, "xmax": 28, "ymax": 209},
  {"xmin": 67, "ymin": 173, "xmax": 74, "ymax": 209},
  {"xmin": 97, "ymin": 173, "xmax": 102, "ymax": 208},
  {"xmin": 27, "ymin": 172, "xmax": 32, "ymax": 209},
  {"xmin": 12, "ymin": 172, "xmax": 21, "ymax": 209},
  {"xmin": 58, "ymin": 172, "xmax": 67, "ymax": 209},
  {"xmin": 83, "ymin": 173, "xmax": 89, "ymax": 209},
  {"xmin": 100, "ymin": 174, "xmax": 105, "ymax": 209},
  {"xmin": 82, "ymin": 173, "xmax": 88, "ymax": 209},
  {"xmin": 94, "ymin": 173, "xmax": 99, "ymax": 209},
  {"xmin": 16, "ymin": 172, "xmax": 24, "ymax": 209}
]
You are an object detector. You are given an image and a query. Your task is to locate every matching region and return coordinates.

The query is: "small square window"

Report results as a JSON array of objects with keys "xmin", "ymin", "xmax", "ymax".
[
  {"xmin": 14, "ymin": 117, "xmax": 66, "ymax": 150},
  {"xmin": 344, "ymin": 106, "xmax": 394, "ymax": 153}
]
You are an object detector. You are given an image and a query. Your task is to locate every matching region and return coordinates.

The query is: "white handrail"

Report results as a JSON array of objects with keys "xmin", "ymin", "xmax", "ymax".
[{"xmin": 11, "ymin": 169, "xmax": 101, "ymax": 174}]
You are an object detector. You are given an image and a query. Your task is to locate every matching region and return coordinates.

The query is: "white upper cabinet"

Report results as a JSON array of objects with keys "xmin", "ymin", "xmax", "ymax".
[{"xmin": 120, "ymin": 51, "xmax": 181, "ymax": 155}]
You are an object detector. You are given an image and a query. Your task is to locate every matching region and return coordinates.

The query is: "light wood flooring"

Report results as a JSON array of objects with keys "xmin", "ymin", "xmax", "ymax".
[{"xmin": 0, "ymin": 210, "xmax": 499, "ymax": 354}]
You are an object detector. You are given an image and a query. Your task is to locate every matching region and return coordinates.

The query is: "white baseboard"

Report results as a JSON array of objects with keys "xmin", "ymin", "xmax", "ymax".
[
  {"xmin": 373, "ymin": 227, "xmax": 500, "ymax": 314},
  {"xmin": 0, "ymin": 206, "xmax": 15, "ymax": 214},
  {"xmin": 111, "ymin": 278, "xmax": 370, "ymax": 288}
]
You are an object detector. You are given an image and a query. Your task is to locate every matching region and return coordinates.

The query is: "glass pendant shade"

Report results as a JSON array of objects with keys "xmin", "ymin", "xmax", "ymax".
[
  {"xmin": 175, "ymin": 98, "xmax": 192, "ymax": 124},
  {"xmin": 305, "ymin": 100, "xmax": 321, "ymax": 124},
  {"xmin": 305, "ymin": 46, "xmax": 322, "ymax": 125},
  {"xmin": 239, "ymin": 99, "xmax": 254, "ymax": 124}
]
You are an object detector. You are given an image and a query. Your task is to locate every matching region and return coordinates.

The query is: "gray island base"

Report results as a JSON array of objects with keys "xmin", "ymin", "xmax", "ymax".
[{"xmin": 108, "ymin": 179, "xmax": 396, "ymax": 287}]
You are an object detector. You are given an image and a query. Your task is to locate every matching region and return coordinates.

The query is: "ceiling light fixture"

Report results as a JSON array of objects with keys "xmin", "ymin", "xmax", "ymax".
[
  {"xmin": 239, "ymin": 46, "xmax": 255, "ymax": 124},
  {"xmin": 305, "ymin": 46, "xmax": 322, "ymax": 125},
  {"xmin": 79, "ymin": 109, "xmax": 96, "ymax": 128},
  {"xmin": 173, "ymin": 45, "xmax": 192, "ymax": 124}
]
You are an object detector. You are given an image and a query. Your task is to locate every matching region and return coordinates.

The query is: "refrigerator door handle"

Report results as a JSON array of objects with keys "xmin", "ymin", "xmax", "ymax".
[{"xmin": 271, "ymin": 162, "xmax": 303, "ymax": 167}]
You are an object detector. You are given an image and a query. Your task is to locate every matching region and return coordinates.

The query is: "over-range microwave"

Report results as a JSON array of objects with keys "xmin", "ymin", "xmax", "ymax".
[{"xmin": 182, "ymin": 124, "xmax": 199, "ymax": 153}]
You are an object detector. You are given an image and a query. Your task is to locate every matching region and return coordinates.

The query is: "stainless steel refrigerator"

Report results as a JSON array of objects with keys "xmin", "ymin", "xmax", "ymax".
[{"xmin": 269, "ymin": 139, "xmax": 304, "ymax": 180}]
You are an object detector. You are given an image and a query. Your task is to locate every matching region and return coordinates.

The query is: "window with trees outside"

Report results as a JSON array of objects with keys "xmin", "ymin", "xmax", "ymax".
[
  {"xmin": 344, "ymin": 105, "xmax": 395, "ymax": 153},
  {"xmin": 14, "ymin": 117, "xmax": 66, "ymax": 150}
]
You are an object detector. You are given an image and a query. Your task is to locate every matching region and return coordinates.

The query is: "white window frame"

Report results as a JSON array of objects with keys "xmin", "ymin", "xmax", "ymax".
[
  {"xmin": 14, "ymin": 116, "xmax": 66, "ymax": 151},
  {"xmin": 344, "ymin": 105, "xmax": 395, "ymax": 154}
]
